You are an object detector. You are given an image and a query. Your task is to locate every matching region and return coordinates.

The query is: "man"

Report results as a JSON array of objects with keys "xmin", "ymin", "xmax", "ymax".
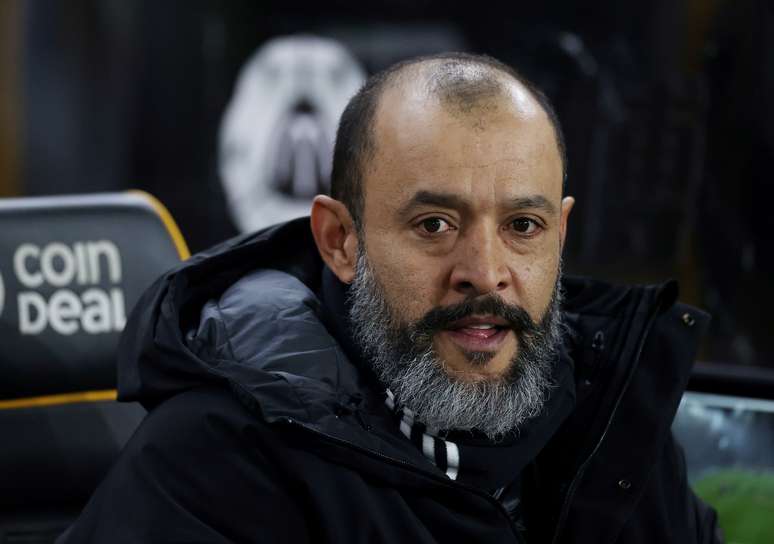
[{"xmin": 59, "ymin": 53, "xmax": 720, "ymax": 543}]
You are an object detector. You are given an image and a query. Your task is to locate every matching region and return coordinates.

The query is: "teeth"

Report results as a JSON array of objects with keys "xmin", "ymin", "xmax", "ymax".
[{"xmin": 468, "ymin": 324, "xmax": 496, "ymax": 329}]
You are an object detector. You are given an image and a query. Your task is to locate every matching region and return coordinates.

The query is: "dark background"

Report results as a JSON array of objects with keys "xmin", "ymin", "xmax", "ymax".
[{"xmin": 0, "ymin": 0, "xmax": 771, "ymax": 370}]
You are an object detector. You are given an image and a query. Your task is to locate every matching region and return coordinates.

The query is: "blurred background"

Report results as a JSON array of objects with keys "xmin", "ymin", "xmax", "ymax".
[
  {"xmin": 0, "ymin": 1, "xmax": 771, "ymax": 369},
  {"xmin": 1, "ymin": 1, "xmax": 773, "ymax": 541}
]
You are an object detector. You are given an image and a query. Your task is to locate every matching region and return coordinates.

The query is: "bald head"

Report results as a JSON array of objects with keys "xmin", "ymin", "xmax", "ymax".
[{"xmin": 330, "ymin": 53, "xmax": 567, "ymax": 225}]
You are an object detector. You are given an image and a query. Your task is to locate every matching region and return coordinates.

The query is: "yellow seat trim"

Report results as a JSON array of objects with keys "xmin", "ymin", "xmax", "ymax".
[
  {"xmin": 0, "ymin": 389, "xmax": 118, "ymax": 410},
  {"xmin": 128, "ymin": 189, "xmax": 191, "ymax": 260}
]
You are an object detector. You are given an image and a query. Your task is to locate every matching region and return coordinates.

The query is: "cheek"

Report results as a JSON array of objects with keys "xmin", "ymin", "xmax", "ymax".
[
  {"xmin": 365, "ymin": 235, "xmax": 447, "ymax": 321},
  {"xmin": 515, "ymin": 251, "xmax": 561, "ymax": 318}
]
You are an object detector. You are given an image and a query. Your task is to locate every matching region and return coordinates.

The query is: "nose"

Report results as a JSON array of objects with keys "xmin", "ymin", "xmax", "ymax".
[{"xmin": 448, "ymin": 223, "xmax": 511, "ymax": 297}]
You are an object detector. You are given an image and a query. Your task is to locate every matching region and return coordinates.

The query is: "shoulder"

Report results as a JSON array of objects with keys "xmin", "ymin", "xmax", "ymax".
[
  {"xmin": 189, "ymin": 268, "xmax": 338, "ymax": 369},
  {"xmin": 127, "ymin": 385, "xmax": 281, "ymax": 465},
  {"xmin": 60, "ymin": 387, "xmax": 311, "ymax": 543},
  {"xmin": 564, "ymin": 275, "xmax": 709, "ymax": 399}
]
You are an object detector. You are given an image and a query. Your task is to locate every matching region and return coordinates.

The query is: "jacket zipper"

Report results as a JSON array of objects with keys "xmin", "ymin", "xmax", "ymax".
[
  {"xmin": 280, "ymin": 417, "xmax": 524, "ymax": 541},
  {"xmin": 549, "ymin": 294, "xmax": 665, "ymax": 544}
]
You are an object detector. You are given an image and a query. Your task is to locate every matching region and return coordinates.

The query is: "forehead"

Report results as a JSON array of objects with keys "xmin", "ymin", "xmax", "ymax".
[{"xmin": 364, "ymin": 76, "xmax": 563, "ymax": 206}]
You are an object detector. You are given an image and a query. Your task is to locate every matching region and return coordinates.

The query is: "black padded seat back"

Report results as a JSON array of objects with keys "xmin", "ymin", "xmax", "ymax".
[{"xmin": 0, "ymin": 192, "xmax": 189, "ymax": 542}]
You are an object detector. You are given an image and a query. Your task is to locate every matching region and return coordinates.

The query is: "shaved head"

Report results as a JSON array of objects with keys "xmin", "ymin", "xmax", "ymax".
[{"xmin": 330, "ymin": 52, "xmax": 567, "ymax": 226}]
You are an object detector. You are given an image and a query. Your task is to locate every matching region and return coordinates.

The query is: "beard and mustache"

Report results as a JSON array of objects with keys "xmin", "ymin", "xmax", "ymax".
[{"xmin": 347, "ymin": 244, "xmax": 565, "ymax": 440}]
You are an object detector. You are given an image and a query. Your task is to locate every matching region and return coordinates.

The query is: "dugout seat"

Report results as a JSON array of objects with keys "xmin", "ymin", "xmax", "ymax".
[{"xmin": 0, "ymin": 192, "xmax": 189, "ymax": 543}]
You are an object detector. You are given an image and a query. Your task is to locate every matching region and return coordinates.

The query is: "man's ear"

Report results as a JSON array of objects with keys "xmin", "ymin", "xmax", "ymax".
[
  {"xmin": 559, "ymin": 196, "xmax": 575, "ymax": 252},
  {"xmin": 310, "ymin": 195, "xmax": 358, "ymax": 284}
]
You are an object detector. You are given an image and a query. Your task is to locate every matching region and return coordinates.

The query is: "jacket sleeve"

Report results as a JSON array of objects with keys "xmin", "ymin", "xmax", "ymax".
[
  {"xmin": 633, "ymin": 432, "xmax": 723, "ymax": 544},
  {"xmin": 57, "ymin": 387, "xmax": 310, "ymax": 543},
  {"xmin": 689, "ymin": 486, "xmax": 723, "ymax": 544},
  {"xmin": 677, "ymin": 437, "xmax": 724, "ymax": 544},
  {"xmin": 611, "ymin": 431, "xmax": 724, "ymax": 544}
]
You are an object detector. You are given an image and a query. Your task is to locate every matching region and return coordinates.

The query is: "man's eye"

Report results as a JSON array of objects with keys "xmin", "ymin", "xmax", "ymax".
[
  {"xmin": 419, "ymin": 217, "xmax": 453, "ymax": 234},
  {"xmin": 510, "ymin": 218, "xmax": 540, "ymax": 235}
]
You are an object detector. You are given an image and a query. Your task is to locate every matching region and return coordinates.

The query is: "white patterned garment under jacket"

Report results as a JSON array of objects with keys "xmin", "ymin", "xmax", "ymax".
[{"xmin": 384, "ymin": 389, "xmax": 460, "ymax": 480}]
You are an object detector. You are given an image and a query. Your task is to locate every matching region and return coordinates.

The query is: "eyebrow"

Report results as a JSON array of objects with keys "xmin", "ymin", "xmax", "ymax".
[
  {"xmin": 397, "ymin": 190, "xmax": 558, "ymax": 217},
  {"xmin": 506, "ymin": 195, "xmax": 558, "ymax": 216},
  {"xmin": 397, "ymin": 191, "xmax": 471, "ymax": 217}
]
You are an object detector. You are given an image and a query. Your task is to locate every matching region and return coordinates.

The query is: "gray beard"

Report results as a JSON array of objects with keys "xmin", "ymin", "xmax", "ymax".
[{"xmin": 347, "ymin": 246, "xmax": 565, "ymax": 439}]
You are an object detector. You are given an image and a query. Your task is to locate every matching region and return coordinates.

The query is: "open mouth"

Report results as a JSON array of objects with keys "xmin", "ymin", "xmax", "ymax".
[{"xmin": 443, "ymin": 316, "xmax": 512, "ymax": 352}]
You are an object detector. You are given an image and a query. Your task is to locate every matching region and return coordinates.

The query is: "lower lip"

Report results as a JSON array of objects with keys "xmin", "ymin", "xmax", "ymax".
[{"xmin": 443, "ymin": 327, "xmax": 510, "ymax": 352}]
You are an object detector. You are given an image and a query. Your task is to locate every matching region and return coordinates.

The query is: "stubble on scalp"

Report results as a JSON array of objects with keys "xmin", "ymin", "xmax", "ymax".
[
  {"xmin": 391, "ymin": 60, "xmax": 511, "ymax": 134},
  {"xmin": 425, "ymin": 61, "xmax": 508, "ymax": 120}
]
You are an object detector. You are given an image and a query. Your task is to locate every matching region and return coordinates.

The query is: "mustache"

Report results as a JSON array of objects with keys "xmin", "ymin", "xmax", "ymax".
[{"xmin": 409, "ymin": 294, "xmax": 539, "ymax": 340}]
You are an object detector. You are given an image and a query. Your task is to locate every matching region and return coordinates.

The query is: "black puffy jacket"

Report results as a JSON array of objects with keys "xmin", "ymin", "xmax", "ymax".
[{"xmin": 58, "ymin": 218, "xmax": 721, "ymax": 543}]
